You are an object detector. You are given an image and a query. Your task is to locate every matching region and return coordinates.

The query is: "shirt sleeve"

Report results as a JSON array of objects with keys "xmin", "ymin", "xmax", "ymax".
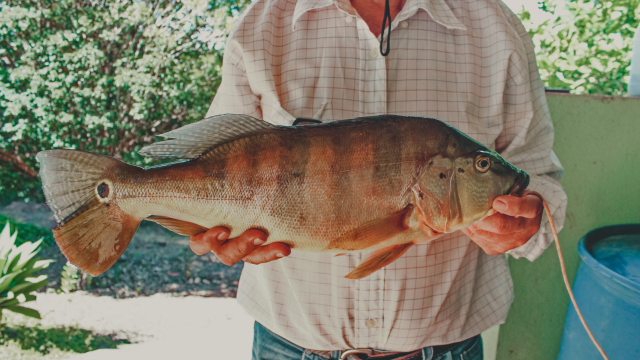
[
  {"xmin": 206, "ymin": 39, "xmax": 262, "ymax": 119},
  {"xmin": 496, "ymin": 2, "xmax": 568, "ymax": 262}
]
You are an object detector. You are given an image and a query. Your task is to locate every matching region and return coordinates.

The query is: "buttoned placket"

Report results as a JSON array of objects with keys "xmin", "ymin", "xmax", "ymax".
[
  {"xmin": 347, "ymin": 11, "xmax": 400, "ymax": 350},
  {"xmin": 353, "ymin": 5, "xmax": 416, "ymax": 117},
  {"xmin": 354, "ymin": 11, "xmax": 423, "ymax": 349},
  {"xmin": 357, "ymin": 16, "xmax": 387, "ymax": 117},
  {"xmin": 335, "ymin": 2, "xmax": 420, "ymax": 348},
  {"xmin": 349, "ymin": 14, "xmax": 386, "ymax": 349}
]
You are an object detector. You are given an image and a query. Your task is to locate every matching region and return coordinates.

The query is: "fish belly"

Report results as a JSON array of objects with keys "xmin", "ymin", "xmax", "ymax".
[{"xmin": 115, "ymin": 175, "xmax": 415, "ymax": 253}]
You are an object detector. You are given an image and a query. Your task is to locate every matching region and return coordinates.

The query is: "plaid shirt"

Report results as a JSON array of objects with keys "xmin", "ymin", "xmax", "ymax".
[{"xmin": 207, "ymin": 0, "xmax": 567, "ymax": 351}]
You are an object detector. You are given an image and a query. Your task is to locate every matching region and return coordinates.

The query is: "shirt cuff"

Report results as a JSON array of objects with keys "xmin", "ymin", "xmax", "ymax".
[{"xmin": 506, "ymin": 174, "xmax": 568, "ymax": 262}]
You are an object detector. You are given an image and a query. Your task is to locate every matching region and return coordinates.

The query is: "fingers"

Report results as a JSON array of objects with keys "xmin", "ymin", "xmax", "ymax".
[
  {"xmin": 493, "ymin": 194, "xmax": 542, "ymax": 219},
  {"xmin": 215, "ymin": 229, "xmax": 269, "ymax": 266},
  {"xmin": 189, "ymin": 227, "xmax": 230, "ymax": 255},
  {"xmin": 464, "ymin": 195, "xmax": 543, "ymax": 255},
  {"xmin": 462, "ymin": 227, "xmax": 528, "ymax": 255},
  {"xmin": 243, "ymin": 242, "xmax": 292, "ymax": 264},
  {"xmin": 474, "ymin": 213, "xmax": 529, "ymax": 235},
  {"xmin": 464, "ymin": 224, "xmax": 529, "ymax": 245},
  {"xmin": 189, "ymin": 227, "xmax": 291, "ymax": 266}
]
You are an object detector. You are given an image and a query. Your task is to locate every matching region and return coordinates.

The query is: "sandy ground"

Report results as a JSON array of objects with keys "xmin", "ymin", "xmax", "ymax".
[
  {"xmin": 5, "ymin": 291, "xmax": 498, "ymax": 360},
  {"xmin": 6, "ymin": 292, "xmax": 254, "ymax": 360}
]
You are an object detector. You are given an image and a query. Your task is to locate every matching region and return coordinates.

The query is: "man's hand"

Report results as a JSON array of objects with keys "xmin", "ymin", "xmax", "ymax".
[
  {"xmin": 189, "ymin": 227, "xmax": 291, "ymax": 266},
  {"xmin": 462, "ymin": 194, "xmax": 543, "ymax": 255}
]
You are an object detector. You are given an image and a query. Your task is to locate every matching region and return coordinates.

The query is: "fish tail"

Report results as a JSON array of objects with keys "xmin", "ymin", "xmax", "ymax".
[{"xmin": 36, "ymin": 150, "xmax": 142, "ymax": 276}]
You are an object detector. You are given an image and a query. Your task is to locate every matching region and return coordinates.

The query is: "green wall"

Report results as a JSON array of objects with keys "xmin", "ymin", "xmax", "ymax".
[{"xmin": 496, "ymin": 93, "xmax": 640, "ymax": 360}]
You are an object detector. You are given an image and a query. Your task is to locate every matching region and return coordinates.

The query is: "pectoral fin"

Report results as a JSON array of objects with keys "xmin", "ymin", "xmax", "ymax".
[
  {"xmin": 345, "ymin": 243, "xmax": 414, "ymax": 279},
  {"xmin": 146, "ymin": 216, "xmax": 208, "ymax": 236},
  {"xmin": 325, "ymin": 205, "xmax": 414, "ymax": 252}
]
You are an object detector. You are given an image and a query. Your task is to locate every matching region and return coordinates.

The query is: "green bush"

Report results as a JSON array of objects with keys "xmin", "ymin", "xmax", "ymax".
[
  {"xmin": 0, "ymin": 222, "xmax": 53, "ymax": 320},
  {"xmin": 0, "ymin": 0, "xmax": 250, "ymax": 203},
  {"xmin": 520, "ymin": 0, "xmax": 640, "ymax": 95},
  {"xmin": 0, "ymin": 324, "xmax": 128, "ymax": 354}
]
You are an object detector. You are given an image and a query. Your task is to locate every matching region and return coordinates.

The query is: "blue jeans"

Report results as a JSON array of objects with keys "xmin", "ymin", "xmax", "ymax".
[{"xmin": 252, "ymin": 322, "xmax": 483, "ymax": 360}]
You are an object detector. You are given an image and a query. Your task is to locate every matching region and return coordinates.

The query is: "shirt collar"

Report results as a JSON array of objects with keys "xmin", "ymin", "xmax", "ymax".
[
  {"xmin": 292, "ymin": 0, "xmax": 466, "ymax": 31},
  {"xmin": 398, "ymin": 0, "xmax": 467, "ymax": 30},
  {"xmin": 292, "ymin": 0, "xmax": 336, "ymax": 30}
]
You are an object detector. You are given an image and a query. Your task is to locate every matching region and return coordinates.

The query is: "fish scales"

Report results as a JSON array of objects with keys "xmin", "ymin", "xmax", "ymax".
[
  {"xmin": 37, "ymin": 114, "xmax": 530, "ymax": 278},
  {"xmin": 118, "ymin": 119, "xmax": 428, "ymax": 250}
]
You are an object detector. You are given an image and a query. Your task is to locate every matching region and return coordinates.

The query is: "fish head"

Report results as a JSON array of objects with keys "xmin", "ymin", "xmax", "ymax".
[{"xmin": 413, "ymin": 149, "xmax": 529, "ymax": 234}]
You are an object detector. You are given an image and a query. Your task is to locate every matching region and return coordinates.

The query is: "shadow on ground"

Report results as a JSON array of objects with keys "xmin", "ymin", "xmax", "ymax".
[{"xmin": 0, "ymin": 323, "xmax": 130, "ymax": 354}]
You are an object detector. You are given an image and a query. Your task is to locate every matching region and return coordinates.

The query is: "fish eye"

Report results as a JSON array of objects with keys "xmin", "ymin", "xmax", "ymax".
[{"xmin": 475, "ymin": 156, "xmax": 490, "ymax": 173}]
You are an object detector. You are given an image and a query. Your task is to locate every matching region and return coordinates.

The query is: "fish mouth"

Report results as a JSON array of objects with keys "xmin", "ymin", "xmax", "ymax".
[{"xmin": 508, "ymin": 172, "xmax": 530, "ymax": 197}]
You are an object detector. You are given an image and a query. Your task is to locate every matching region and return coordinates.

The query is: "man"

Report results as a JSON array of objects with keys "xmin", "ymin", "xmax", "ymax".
[{"xmin": 189, "ymin": 0, "xmax": 568, "ymax": 359}]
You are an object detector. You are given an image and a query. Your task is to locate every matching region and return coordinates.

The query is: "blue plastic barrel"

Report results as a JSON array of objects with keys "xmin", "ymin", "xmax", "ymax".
[{"xmin": 557, "ymin": 224, "xmax": 640, "ymax": 360}]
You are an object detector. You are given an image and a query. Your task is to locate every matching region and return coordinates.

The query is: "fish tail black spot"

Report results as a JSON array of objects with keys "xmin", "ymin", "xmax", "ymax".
[
  {"xmin": 97, "ymin": 182, "xmax": 110, "ymax": 198},
  {"xmin": 458, "ymin": 168, "xmax": 464, "ymax": 173},
  {"xmin": 439, "ymin": 172, "xmax": 446, "ymax": 179}
]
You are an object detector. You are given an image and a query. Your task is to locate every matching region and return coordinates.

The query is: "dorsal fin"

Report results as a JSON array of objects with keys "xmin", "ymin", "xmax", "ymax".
[{"xmin": 139, "ymin": 114, "xmax": 277, "ymax": 159}]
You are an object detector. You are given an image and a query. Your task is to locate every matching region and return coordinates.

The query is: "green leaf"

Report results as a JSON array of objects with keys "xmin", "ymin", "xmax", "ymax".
[
  {"xmin": 0, "ymin": 222, "xmax": 16, "ymax": 257},
  {"xmin": 12, "ymin": 261, "xmax": 52, "ymax": 285},
  {"xmin": 9, "ymin": 258, "xmax": 39, "ymax": 282},
  {"xmin": 10, "ymin": 278, "xmax": 49, "ymax": 295},
  {"xmin": 0, "ymin": 272, "xmax": 22, "ymax": 294},
  {"xmin": 4, "ymin": 305, "xmax": 41, "ymax": 319},
  {"xmin": 0, "ymin": 256, "xmax": 7, "ymax": 276},
  {"xmin": 3, "ymin": 251, "xmax": 22, "ymax": 274},
  {"xmin": 12, "ymin": 240, "xmax": 43, "ymax": 272},
  {"xmin": 0, "ymin": 298, "xmax": 19, "ymax": 307}
]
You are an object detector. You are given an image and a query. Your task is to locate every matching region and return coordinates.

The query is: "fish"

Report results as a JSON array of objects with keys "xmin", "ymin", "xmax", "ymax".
[{"xmin": 36, "ymin": 114, "xmax": 529, "ymax": 279}]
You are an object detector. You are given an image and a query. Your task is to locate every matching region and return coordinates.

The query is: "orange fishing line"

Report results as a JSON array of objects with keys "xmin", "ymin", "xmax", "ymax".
[{"xmin": 524, "ymin": 191, "xmax": 609, "ymax": 360}]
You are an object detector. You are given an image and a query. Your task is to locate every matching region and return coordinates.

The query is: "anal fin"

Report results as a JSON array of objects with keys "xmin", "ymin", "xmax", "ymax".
[
  {"xmin": 325, "ymin": 205, "xmax": 414, "ymax": 252},
  {"xmin": 146, "ymin": 216, "xmax": 208, "ymax": 236},
  {"xmin": 345, "ymin": 243, "xmax": 414, "ymax": 280}
]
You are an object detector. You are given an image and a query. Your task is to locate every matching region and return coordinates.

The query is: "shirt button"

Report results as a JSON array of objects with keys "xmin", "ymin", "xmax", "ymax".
[
  {"xmin": 369, "ymin": 48, "xmax": 378, "ymax": 59},
  {"xmin": 365, "ymin": 319, "xmax": 377, "ymax": 328},
  {"xmin": 346, "ymin": 16, "xmax": 353, "ymax": 23},
  {"xmin": 305, "ymin": 350, "xmax": 312, "ymax": 354},
  {"xmin": 400, "ymin": 21, "xmax": 409, "ymax": 29}
]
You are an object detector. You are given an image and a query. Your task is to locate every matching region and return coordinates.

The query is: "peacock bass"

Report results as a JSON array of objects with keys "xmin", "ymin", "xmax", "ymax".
[{"xmin": 37, "ymin": 114, "xmax": 529, "ymax": 279}]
